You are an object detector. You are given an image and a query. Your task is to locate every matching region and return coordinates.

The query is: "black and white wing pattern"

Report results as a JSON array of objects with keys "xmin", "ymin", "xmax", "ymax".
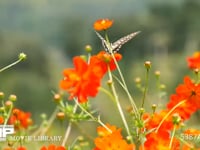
[
  {"xmin": 95, "ymin": 31, "xmax": 140, "ymax": 54},
  {"xmin": 95, "ymin": 31, "xmax": 111, "ymax": 53}
]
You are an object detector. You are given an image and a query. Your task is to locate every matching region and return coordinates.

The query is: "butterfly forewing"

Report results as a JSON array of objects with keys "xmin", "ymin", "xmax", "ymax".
[
  {"xmin": 112, "ymin": 31, "xmax": 140, "ymax": 52},
  {"xmin": 95, "ymin": 31, "xmax": 140, "ymax": 54}
]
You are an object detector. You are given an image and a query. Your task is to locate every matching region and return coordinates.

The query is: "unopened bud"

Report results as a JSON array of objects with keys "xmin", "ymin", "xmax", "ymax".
[
  {"xmin": 160, "ymin": 84, "xmax": 166, "ymax": 90},
  {"xmin": 144, "ymin": 61, "xmax": 151, "ymax": 70},
  {"xmin": 139, "ymin": 108, "xmax": 145, "ymax": 114},
  {"xmin": 194, "ymin": 68, "xmax": 199, "ymax": 74},
  {"xmin": 155, "ymin": 71, "xmax": 160, "ymax": 78},
  {"xmin": 0, "ymin": 107, "xmax": 5, "ymax": 112},
  {"xmin": 54, "ymin": 94, "xmax": 61, "ymax": 102},
  {"xmin": 151, "ymin": 104, "xmax": 157, "ymax": 112},
  {"xmin": 107, "ymin": 79, "xmax": 113, "ymax": 85},
  {"xmin": 80, "ymin": 55, "xmax": 87, "ymax": 61},
  {"xmin": 0, "ymin": 92, "xmax": 4, "ymax": 100},
  {"xmin": 135, "ymin": 77, "xmax": 141, "ymax": 84},
  {"xmin": 85, "ymin": 45, "xmax": 92, "ymax": 53},
  {"xmin": 40, "ymin": 113, "xmax": 47, "ymax": 120},
  {"xmin": 56, "ymin": 112, "xmax": 65, "ymax": 120},
  {"xmin": 18, "ymin": 52, "xmax": 27, "ymax": 61},
  {"xmin": 9, "ymin": 94, "xmax": 17, "ymax": 102},
  {"xmin": 5, "ymin": 101, "xmax": 13, "ymax": 108},
  {"xmin": 172, "ymin": 113, "xmax": 181, "ymax": 125}
]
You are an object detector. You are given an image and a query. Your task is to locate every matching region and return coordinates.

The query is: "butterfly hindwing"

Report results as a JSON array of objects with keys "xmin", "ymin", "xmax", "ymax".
[{"xmin": 95, "ymin": 31, "xmax": 110, "ymax": 53}]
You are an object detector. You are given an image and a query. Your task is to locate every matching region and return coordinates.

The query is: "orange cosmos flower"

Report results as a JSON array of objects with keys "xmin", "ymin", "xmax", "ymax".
[
  {"xmin": 60, "ymin": 51, "xmax": 122, "ymax": 103},
  {"xmin": 167, "ymin": 94, "xmax": 197, "ymax": 120},
  {"xmin": 40, "ymin": 144, "xmax": 66, "ymax": 150},
  {"xmin": 93, "ymin": 18, "xmax": 113, "ymax": 31},
  {"xmin": 175, "ymin": 76, "xmax": 200, "ymax": 109},
  {"xmin": 143, "ymin": 131, "xmax": 180, "ymax": 150},
  {"xmin": 0, "ymin": 115, "xmax": 4, "ymax": 124},
  {"xmin": 91, "ymin": 51, "xmax": 122, "ymax": 74},
  {"xmin": 145, "ymin": 110, "xmax": 174, "ymax": 132},
  {"xmin": 187, "ymin": 51, "xmax": 200, "ymax": 69},
  {"xmin": 60, "ymin": 56, "xmax": 103, "ymax": 103},
  {"xmin": 17, "ymin": 147, "xmax": 27, "ymax": 150},
  {"xmin": 9, "ymin": 108, "xmax": 32, "ymax": 129},
  {"xmin": 94, "ymin": 124, "xmax": 134, "ymax": 150}
]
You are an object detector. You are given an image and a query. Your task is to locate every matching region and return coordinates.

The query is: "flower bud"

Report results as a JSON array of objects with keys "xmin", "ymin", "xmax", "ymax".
[
  {"xmin": 18, "ymin": 52, "xmax": 27, "ymax": 61},
  {"xmin": 85, "ymin": 45, "xmax": 92, "ymax": 53},
  {"xmin": 144, "ymin": 61, "xmax": 151, "ymax": 70},
  {"xmin": 9, "ymin": 94, "xmax": 17, "ymax": 102},
  {"xmin": 154, "ymin": 70, "xmax": 160, "ymax": 78},
  {"xmin": 40, "ymin": 113, "xmax": 47, "ymax": 120},
  {"xmin": 194, "ymin": 68, "xmax": 199, "ymax": 74},
  {"xmin": 139, "ymin": 107, "xmax": 145, "ymax": 114},
  {"xmin": 160, "ymin": 84, "xmax": 166, "ymax": 90},
  {"xmin": 5, "ymin": 101, "xmax": 13, "ymax": 108},
  {"xmin": 0, "ymin": 107, "xmax": 5, "ymax": 112},
  {"xmin": 107, "ymin": 79, "xmax": 113, "ymax": 86},
  {"xmin": 54, "ymin": 94, "xmax": 61, "ymax": 102},
  {"xmin": 151, "ymin": 104, "xmax": 157, "ymax": 112},
  {"xmin": 56, "ymin": 112, "xmax": 65, "ymax": 120},
  {"xmin": 80, "ymin": 55, "xmax": 87, "ymax": 61},
  {"xmin": 0, "ymin": 92, "xmax": 5, "ymax": 100},
  {"xmin": 172, "ymin": 113, "xmax": 181, "ymax": 125},
  {"xmin": 134, "ymin": 77, "xmax": 141, "ymax": 84}
]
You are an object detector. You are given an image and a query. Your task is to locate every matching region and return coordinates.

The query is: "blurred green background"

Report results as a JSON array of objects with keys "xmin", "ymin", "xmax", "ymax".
[{"xmin": 0, "ymin": 0, "xmax": 200, "ymax": 141}]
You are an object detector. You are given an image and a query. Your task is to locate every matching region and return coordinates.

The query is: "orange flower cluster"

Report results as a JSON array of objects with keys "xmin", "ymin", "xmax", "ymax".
[
  {"xmin": 60, "ymin": 51, "xmax": 122, "ymax": 103},
  {"xmin": 94, "ymin": 124, "xmax": 134, "ymax": 150},
  {"xmin": 187, "ymin": 51, "xmax": 200, "ymax": 69},
  {"xmin": 167, "ymin": 76, "xmax": 200, "ymax": 119},
  {"xmin": 40, "ymin": 144, "xmax": 66, "ymax": 150},
  {"xmin": 141, "ymin": 75, "xmax": 200, "ymax": 149},
  {"xmin": 142, "ymin": 110, "xmax": 180, "ymax": 149},
  {"xmin": 9, "ymin": 108, "xmax": 32, "ymax": 129},
  {"xmin": 93, "ymin": 18, "xmax": 113, "ymax": 31}
]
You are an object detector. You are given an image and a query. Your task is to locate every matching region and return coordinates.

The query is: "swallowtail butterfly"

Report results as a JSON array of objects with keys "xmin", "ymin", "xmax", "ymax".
[{"xmin": 95, "ymin": 31, "xmax": 140, "ymax": 54}]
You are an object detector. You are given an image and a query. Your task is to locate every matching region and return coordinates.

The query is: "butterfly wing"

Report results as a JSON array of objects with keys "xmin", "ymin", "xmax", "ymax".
[
  {"xmin": 95, "ymin": 31, "xmax": 110, "ymax": 53},
  {"xmin": 112, "ymin": 31, "xmax": 140, "ymax": 53},
  {"xmin": 95, "ymin": 31, "xmax": 140, "ymax": 54}
]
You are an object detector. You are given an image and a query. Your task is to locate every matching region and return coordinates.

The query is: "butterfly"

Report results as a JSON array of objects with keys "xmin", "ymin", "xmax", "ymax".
[{"xmin": 95, "ymin": 31, "xmax": 140, "ymax": 54}]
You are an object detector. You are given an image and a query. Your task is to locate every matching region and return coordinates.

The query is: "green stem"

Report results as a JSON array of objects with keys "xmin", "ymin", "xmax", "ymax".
[
  {"xmin": 141, "ymin": 68, "xmax": 149, "ymax": 108},
  {"xmin": 3, "ymin": 104, "xmax": 13, "ymax": 125},
  {"xmin": 62, "ymin": 103, "xmax": 78, "ymax": 146},
  {"xmin": 99, "ymin": 87, "xmax": 115, "ymax": 102},
  {"xmin": 169, "ymin": 125, "xmax": 176, "ymax": 148},
  {"xmin": 74, "ymin": 99, "xmax": 112, "ymax": 133},
  {"xmin": 107, "ymin": 66, "xmax": 133, "ymax": 143},
  {"xmin": 0, "ymin": 59, "xmax": 22, "ymax": 73},
  {"xmin": 155, "ymin": 100, "xmax": 186, "ymax": 133},
  {"xmin": 62, "ymin": 122, "xmax": 72, "ymax": 146},
  {"xmin": 111, "ymin": 53, "xmax": 139, "ymax": 118}
]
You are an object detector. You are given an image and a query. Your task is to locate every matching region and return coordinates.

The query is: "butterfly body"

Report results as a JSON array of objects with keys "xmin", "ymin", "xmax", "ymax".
[{"xmin": 95, "ymin": 31, "xmax": 140, "ymax": 54}]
